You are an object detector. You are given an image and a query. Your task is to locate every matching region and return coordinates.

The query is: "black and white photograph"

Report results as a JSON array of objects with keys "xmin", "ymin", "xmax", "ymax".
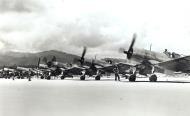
[{"xmin": 1, "ymin": 0, "xmax": 190, "ymax": 116}]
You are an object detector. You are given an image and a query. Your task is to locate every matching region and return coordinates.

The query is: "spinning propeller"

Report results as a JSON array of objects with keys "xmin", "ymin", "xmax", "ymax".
[
  {"xmin": 74, "ymin": 47, "xmax": 96, "ymax": 68},
  {"xmin": 119, "ymin": 33, "xmax": 136, "ymax": 59},
  {"xmin": 78, "ymin": 46, "xmax": 87, "ymax": 66}
]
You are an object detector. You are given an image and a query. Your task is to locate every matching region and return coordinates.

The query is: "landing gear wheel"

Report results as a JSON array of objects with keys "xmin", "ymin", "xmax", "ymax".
[
  {"xmin": 95, "ymin": 75, "xmax": 101, "ymax": 80},
  {"xmin": 149, "ymin": 74, "xmax": 157, "ymax": 82},
  {"xmin": 40, "ymin": 76, "xmax": 44, "ymax": 79},
  {"xmin": 46, "ymin": 76, "xmax": 51, "ymax": 80},
  {"xmin": 128, "ymin": 74, "xmax": 136, "ymax": 82},
  {"xmin": 61, "ymin": 76, "xmax": 65, "ymax": 80},
  {"xmin": 80, "ymin": 75, "xmax": 85, "ymax": 80}
]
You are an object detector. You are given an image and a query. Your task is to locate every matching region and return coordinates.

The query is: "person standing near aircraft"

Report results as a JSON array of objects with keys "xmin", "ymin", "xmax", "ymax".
[
  {"xmin": 28, "ymin": 69, "xmax": 31, "ymax": 81},
  {"xmin": 113, "ymin": 65, "xmax": 120, "ymax": 81},
  {"xmin": 12, "ymin": 72, "xmax": 15, "ymax": 80}
]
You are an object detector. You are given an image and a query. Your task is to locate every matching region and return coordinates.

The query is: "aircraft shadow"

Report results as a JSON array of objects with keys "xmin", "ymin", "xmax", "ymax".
[
  {"xmin": 121, "ymin": 80, "xmax": 190, "ymax": 83},
  {"xmin": 71, "ymin": 79, "xmax": 116, "ymax": 82},
  {"xmin": 65, "ymin": 77, "xmax": 190, "ymax": 83}
]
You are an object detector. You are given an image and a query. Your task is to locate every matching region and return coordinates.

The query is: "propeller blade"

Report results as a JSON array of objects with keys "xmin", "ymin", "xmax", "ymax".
[
  {"xmin": 127, "ymin": 33, "xmax": 136, "ymax": 59},
  {"xmin": 80, "ymin": 46, "xmax": 87, "ymax": 65},
  {"xmin": 73, "ymin": 47, "xmax": 87, "ymax": 66},
  {"xmin": 128, "ymin": 33, "xmax": 136, "ymax": 51},
  {"xmin": 81, "ymin": 46, "xmax": 87, "ymax": 59}
]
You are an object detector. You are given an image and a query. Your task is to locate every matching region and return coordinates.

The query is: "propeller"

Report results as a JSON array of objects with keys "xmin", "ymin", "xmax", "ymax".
[
  {"xmin": 79, "ymin": 46, "xmax": 87, "ymax": 66},
  {"xmin": 122, "ymin": 33, "xmax": 136, "ymax": 59}
]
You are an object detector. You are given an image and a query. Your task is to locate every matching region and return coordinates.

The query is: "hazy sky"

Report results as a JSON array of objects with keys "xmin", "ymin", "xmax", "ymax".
[{"xmin": 0, "ymin": 0, "xmax": 190, "ymax": 58}]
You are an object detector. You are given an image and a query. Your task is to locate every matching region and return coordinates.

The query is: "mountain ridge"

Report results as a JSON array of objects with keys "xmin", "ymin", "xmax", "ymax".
[{"xmin": 0, "ymin": 50, "xmax": 80, "ymax": 67}]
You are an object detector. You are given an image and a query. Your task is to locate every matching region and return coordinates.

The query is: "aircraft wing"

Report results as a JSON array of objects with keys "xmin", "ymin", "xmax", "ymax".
[
  {"xmin": 97, "ymin": 62, "xmax": 134, "ymax": 74},
  {"xmin": 157, "ymin": 55, "xmax": 190, "ymax": 73},
  {"xmin": 63, "ymin": 66, "xmax": 85, "ymax": 75}
]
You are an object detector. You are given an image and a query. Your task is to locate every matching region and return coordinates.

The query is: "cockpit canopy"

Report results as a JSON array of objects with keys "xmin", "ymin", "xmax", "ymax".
[{"xmin": 163, "ymin": 49, "xmax": 181, "ymax": 59}]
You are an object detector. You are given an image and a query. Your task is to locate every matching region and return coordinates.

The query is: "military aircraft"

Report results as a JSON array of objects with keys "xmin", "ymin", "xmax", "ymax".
[
  {"xmin": 38, "ymin": 56, "xmax": 85, "ymax": 80},
  {"xmin": 120, "ymin": 33, "xmax": 190, "ymax": 82},
  {"xmin": 39, "ymin": 47, "xmax": 115, "ymax": 80},
  {"xmin": 72, "ymin": 46, "xmax": 133, "ymax": 80},
  {"xmin": 1, "ymin": 65, "xmax": 37, "ymax": 79},
  {"xmin": 36, "ymin": 47, "xmax": 107, "ymax": 80},
  {"xmin": 2, "ymin": 58, "xmax": 45, "ymax": 79}
]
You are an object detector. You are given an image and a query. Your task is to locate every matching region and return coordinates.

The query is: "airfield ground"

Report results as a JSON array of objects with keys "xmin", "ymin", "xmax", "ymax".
[{"xmin": 1, "ymin": 76, "xmax": 190, "ymax": 116}]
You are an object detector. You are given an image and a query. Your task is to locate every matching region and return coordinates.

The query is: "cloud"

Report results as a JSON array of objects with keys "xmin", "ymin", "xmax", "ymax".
[
  {"xmin": 0, "ymin": 0, "xmax": 190, "ymax": 58},
  {"xmin": 0, "ymin": 0, "xmax": 30, "ymax": 13},
  {"xmin": 0, "ymin": 0, "xmax": 122, "ymax": 54},
  {"xmin": 0, "ymin": 0, "xmax": 44, "ymax": 13},
  {"xmin": 0, "ymin": 38, "xmax": 16, "ymax": 52}
]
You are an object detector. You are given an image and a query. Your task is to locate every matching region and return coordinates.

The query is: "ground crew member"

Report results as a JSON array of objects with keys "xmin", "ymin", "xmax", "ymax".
[
  {"xmin": 12, "ymin": 72, "xmax": 15, "ymax": 80},
  {"xmin": 113, "ymin": 65, "xmax": 120, "ymax": 81},
  {"xmin": 28, "ymin": 70, "xmax": 31, "ymax": 81}
]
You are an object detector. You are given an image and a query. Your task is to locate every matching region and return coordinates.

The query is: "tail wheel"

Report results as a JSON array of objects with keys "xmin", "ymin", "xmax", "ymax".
[
  {"xmin": 129, "ymin": 74, "xmax": 136, "ymax": 82},
  {"xmin": 80, "ymin": 75, "xmax": 85, "ymax": 80},
  {"xmin": 95, "ymin": 75, "xmax": 101, "ymax": 80},
  {"xmin": 149, "ymin": 74, "xmax": 157, "ymax": 82}
]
